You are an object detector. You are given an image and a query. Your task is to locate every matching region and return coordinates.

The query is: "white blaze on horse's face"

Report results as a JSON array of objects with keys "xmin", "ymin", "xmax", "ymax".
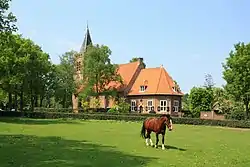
[{"xmin": 168, "ymin": 119, "xmax": 173, "ymax": 131}]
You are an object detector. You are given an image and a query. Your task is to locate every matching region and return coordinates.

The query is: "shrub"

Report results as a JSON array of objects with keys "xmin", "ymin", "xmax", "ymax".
[
  {"xmin": 225, "ymin": 103, "xmax": 245, "ymax": 120},
  {"xmin": 116, "ymin": 97, "xmax": 130, "ymax": 113},
  {"xmin": 80, "ymin": 101, "xmax": 90, "ymax": 112},
  {"xmin": 107, "ymin": 97, "xmax": 130, "ymax": 114},
  {"xmin": 1, "ymin": 111, "xmax": 250, "ymax": 129},
  {"xmin": 107, "ymin": 107, "xmax": 119, "ymax": 114}
]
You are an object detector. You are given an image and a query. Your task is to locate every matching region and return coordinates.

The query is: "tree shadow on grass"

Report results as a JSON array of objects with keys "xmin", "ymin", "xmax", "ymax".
[
  {"xmin": 0, "ymin": 117, "xmax": 80, "ymax": 125},
  {"xmin": 0, "ymin": 134, "xmax": 157, "ymax": 167}
]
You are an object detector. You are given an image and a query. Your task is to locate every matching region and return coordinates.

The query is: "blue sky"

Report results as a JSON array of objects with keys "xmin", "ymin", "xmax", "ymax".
[{"xmin": 10, "ymin": 0, "xmax": 250, "ymax": 93}]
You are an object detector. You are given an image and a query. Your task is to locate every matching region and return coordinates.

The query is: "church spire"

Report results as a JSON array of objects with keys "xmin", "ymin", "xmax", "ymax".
[{"xmin": 80, "ymin": 22, "xmax": 92, "ymax": 53}]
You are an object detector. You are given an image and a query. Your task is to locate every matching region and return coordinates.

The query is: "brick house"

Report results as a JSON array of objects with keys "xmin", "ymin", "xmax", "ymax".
[{"xmin": 72, "ymin": 26, "xmax": 184, "ymax": 116}]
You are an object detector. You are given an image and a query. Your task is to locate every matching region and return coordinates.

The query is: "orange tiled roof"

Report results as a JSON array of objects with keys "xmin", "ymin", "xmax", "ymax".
[
  {"xmin": 107, "ymin": 61, "xmax": 141, "ymax": 91},
  {"xmin": 128, "ymin": 66, "xmax": 183, "ymax": 96}
]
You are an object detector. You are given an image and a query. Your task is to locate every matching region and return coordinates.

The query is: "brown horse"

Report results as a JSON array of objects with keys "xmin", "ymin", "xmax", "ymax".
[{"xmin": 140, "ymin": 114, "xmax": 173, "ymax": 150}]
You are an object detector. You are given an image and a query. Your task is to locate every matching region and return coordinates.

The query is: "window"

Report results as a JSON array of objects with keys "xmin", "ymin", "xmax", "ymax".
[
  {"xmin": 147, "ymin": 100, "xmax": 154, "ymax": 111},
  {"xmin": 160, "ymin": 100, "xmax": 171, "ymax": 112},
  {"xmin": 173, "ymin": 100, "xmax": 179, "ymax": 112},
  {"xmin": 140, "ymin": 86, "xmax": 145, "ymax": 92},
  {"xmin": 131, "ymin": 100, "xmax": 137, "ymax": 112},
  {"xmin": 160, "ymin": 100, "xmax": 167, "ymax": 111}
]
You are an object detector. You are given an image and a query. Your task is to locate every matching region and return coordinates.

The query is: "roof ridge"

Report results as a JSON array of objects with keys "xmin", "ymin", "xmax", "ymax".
[
  {"xmin": 119, "ymin": 61, "xmax": 139, "ymax": 66},
  {"xmin": 163, "ymin": 68, "xmax": 174, "ymax": 94},
  {"xmin": 155, "ymin": 67, "xmax": 163, "ymax": 94}
]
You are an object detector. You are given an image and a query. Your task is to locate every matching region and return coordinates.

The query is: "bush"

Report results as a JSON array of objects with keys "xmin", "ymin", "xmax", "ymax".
[
  {"xmin": 225, "ymin": 111, "xmax": 245, "ymax": 120},
  {"xmin": 107, "ymin": 107, "xmax": 119, "ymax": 114},
  {"xmin": 1, "ymin": 111, "xmax": 250, "ymax": 129}
]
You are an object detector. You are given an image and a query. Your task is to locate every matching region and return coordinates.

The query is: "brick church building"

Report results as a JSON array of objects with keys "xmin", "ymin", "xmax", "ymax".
[{"xmin": 72, "ymin": 26, "xmax": 183, "ymax": 116}]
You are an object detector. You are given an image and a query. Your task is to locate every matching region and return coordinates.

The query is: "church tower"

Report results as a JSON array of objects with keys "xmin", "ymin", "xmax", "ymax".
[{"xmin": 72, "ymin": 24, "xmax": 93, "ymax": 113}]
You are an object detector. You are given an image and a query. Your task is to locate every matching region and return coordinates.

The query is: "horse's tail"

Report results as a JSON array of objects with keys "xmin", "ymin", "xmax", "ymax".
[{"xmin": 140, "ymin": 120, "xmax": 146, "ymax": 139}]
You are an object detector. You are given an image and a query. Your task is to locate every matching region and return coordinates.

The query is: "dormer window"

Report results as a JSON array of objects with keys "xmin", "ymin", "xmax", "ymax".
[
  {"xmin": 172, "ymin": 86, "xmax": 176, "ymax": 92},
  {"xmin": 140, "ymin": 85, "xmax": 147, "ymax": 92}
]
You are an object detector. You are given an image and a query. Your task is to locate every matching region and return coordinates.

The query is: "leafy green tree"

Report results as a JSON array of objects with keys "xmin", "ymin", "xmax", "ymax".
[
  {"xmin": 188, "ymin": 87, "xmax": 213, "ymax": 117},
  {"xmin": 181, "ymin": 93, "xmax": 189, "ymax": 111},
  {"xmin": 0, "ymin": 0, "xmax": 17, "ymax": 110},
  {"xmin": 129, "ymin": 57, "xmax": 146, "ymax": 68},
  {"xmin": 0, "ymin": 33, "xmax": 54, "ymax": 111},
  {"xmin": 0, "ymin": 34, "xmax": 26, "ymax": 110},
  {"xmin": 0, "ymin": 0, "xmax": 17, "ymax": 33},
  {"xmin": 54, "ymin": 50, "xmax": 77, "ymax": 108},
  {"xmin": 82, "ymin": 44, "xmax": 122, "ymax": 98},
  {"xmin": 222, "ymin": 42, "xmax": 250, "ymax": 118}
]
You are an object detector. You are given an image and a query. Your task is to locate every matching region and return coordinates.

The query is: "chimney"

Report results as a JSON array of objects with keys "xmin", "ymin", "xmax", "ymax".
[{"xmin": 138, "ymin": 57, "xmax": 143, "ymax": 63}]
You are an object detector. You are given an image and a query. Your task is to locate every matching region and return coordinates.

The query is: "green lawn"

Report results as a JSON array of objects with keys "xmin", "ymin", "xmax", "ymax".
[{"xmin": 0, "ymin": 118, "xmax": 250, "ymax": 167}]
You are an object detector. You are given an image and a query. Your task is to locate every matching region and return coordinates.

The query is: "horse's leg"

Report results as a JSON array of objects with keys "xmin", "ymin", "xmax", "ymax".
[
  {"xmin": 161, "ymin": 133, "xmax": 165, "ymax": 150},
  {"xmin": 147, "ymin": 131, "xmax": 153, "ymax": 146},
  {"xmin": 145, "ymin": 131, "xmax": 150, "ymax": 146},
  {"xmin": 155, "ymin": 133, "xmax": 159, "ymax": 148}
]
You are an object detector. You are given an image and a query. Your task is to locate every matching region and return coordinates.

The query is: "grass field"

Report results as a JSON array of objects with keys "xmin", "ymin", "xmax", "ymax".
[{"xmin": 0, "ymin": 118, "xmax": 250, "ymax": 167}]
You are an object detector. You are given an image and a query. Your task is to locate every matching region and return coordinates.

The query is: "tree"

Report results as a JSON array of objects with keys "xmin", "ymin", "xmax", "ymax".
[
  {"xmin": 0, "ymin": 0, "xmax": 17, "ymax": 33},
  {"xmin": 204, "ymin": 73, "xmax": 215, "ymax": 88},
  {"xmin": 82, "ymin": 44, "xmax": 122, "ymax": 98},
  {"xmin": 222, "ymin": 42, "xmax": 250, "ymax": 118},
  {"xmin": 55, "ymin": 50, "xmax": 77, "ymax": 108},
  {"xmin": 0, "ymin": 33, "xmax": 54, "ymax": 111},
  {"xmin": 82, "ymin": 45, "xmax": 122, "ymax": 104},
  {"xmin": 203, "ymin": 74, "xmax": 215, "ymax": 111},
  {"xmin": 181, "ymin": 93, "xmax": 189, "ymax": 111},
  {"xmin": 211, "ymin": 87, "xmax": 232, "ymax": 114},
  {"xmin": 129, "ymin": 57, "xmax": 146, "ymax": 68},
  {"xmin": 188, "ymin": 87, "xmax": 213, "ymax": 117}
]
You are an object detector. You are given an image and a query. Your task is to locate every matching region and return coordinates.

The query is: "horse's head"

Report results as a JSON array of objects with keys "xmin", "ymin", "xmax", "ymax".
[{"xmin": 160, "ymin": 114, "xmax": 173, "ymax": 131}]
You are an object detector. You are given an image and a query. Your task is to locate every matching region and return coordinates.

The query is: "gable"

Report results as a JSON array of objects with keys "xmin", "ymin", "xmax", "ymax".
[
  {"xmin": 106, "ymin": 61, "xmax": 141, "ymax": 91},
  {"xmin": 128, "ymin": 66, "xmax": 183, "ymax": 96}
]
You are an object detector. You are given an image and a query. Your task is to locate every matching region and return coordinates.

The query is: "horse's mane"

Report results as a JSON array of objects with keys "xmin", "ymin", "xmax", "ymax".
[{"xmin": 160, "ymin": 114, "xmax": 171, "ymax": 120}]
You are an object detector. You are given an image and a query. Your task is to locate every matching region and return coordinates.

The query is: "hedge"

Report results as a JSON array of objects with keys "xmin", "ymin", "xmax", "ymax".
[{"xmin": 1, "ymin": 111, "xmax": 250, "ymax": 129}]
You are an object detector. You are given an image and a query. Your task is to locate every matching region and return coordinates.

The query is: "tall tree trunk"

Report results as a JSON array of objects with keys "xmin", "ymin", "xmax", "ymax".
[
  {"xmin": 65, "ymin": 90, "xmax": 67, "ymax": 108},
  {"xmin": 40, "ymin": 95, "xmax": 44, "ymax": 107},
  {"xmin": 20, "ymin": 90, "xmax": 23, "ymax": 112},
  {"xmin": 14, "ymin": 85, "xmax": 18, "ymax": 112},
  {"xmin": 30, "ymin": 81, "xmax": 34, "ymax": 112},
  {"xmin": 47, "ymin": 95, "xmax": 51, "ymax": 108},
  {"xmin": 63, "ymin": 91, "xmax": 66, "ymax": 108},
  {"xmin": 34, "ymin": 95, "xmax": 38, "ymax": 107},
  {"xmin": 8, "ymin": 92, "xmax": 12, "ymax": 111}
]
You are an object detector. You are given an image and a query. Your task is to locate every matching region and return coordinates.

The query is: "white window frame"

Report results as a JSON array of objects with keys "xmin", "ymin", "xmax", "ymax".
[
  {"xmin": 173, "ymin": 100, "xmax": 179, "ymax": 112},
  {"xmin": 160, "ymin": 100, "xmax": 171, "ymax": 112},
  {"xmin": 147, "ymin": 99, "xmax": 154, "ymax": 111},
  {"xmin": 131, "ymin": 100, "xmax": 137, "ymax": 112},
  {"xmin": 160, "ymin": 100, "xmax": 167, "ymax": 112},
  {"xmin": 139, "ymin": 85, "xmax": 145, "ymax": 92}
]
